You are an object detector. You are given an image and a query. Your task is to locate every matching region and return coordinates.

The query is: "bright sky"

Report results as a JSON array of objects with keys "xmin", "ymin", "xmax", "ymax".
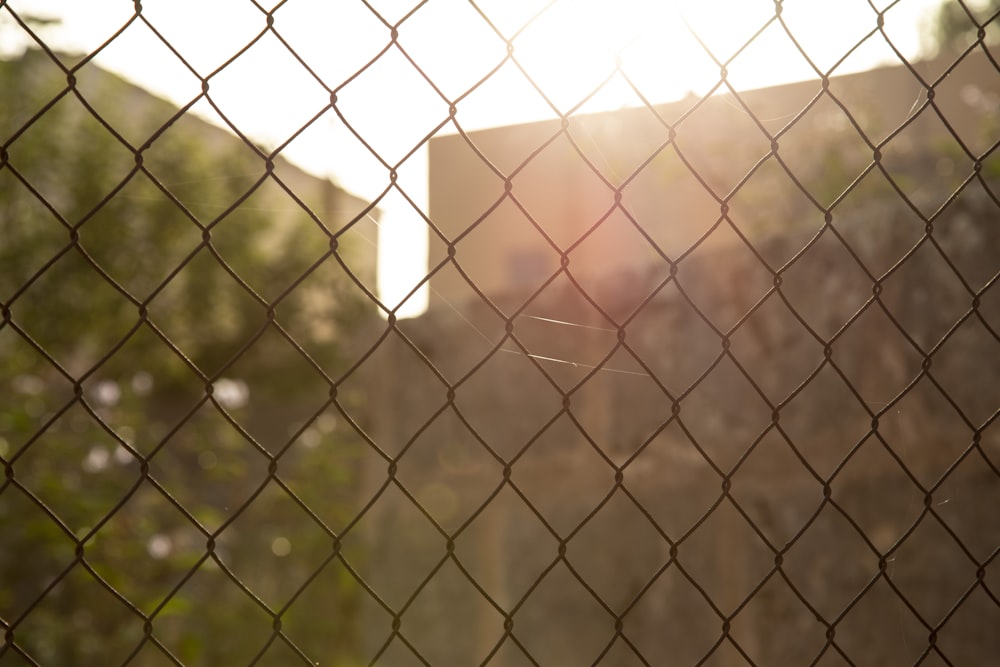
[{"xmin": 4, "ymin": 0, "xmax": 946, "ymax": 317}]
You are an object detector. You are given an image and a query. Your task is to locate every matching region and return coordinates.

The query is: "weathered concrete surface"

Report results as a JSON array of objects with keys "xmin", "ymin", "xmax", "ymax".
[{"xmin": 358, "ymin": 184, "xmax": 1000, "ymax": 664}]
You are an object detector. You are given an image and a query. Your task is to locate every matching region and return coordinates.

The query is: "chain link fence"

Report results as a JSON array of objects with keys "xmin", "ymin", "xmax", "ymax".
[{"xmin": 2, "ymin": 1, "xmax": 999, "ymax": 665}]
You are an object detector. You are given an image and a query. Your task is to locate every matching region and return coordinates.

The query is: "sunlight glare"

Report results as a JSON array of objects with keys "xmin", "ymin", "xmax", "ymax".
[{"xmin": 7, "ymin": 0, "xmax": 945, "ymax": 319}]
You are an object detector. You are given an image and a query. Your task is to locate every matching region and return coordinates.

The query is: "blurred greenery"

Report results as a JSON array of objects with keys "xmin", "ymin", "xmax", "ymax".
[
  {"xmin": 930, "ymin": 0, "xmax": 1000, "ymax": 54},
  {"xmin": 1, "ymin": 50, "xmax": 370, "ymax": 666}
]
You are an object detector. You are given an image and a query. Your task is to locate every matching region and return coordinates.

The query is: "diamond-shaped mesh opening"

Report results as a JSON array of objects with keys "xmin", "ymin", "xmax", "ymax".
[
  {"xmin": 626, "ymin": 280, "xmax": 722, "ymax": 391},
  {"xmin": 349, "ymin": 483, "xmax": 444, "ymax": 612},
  {"xmin": 276, "ymin": 543, "xmax": 367, "ymax": 665},
  {"xmin": 444, "ymin": 58, "xmax": 553, "ymax": 131},
  {"xmin": 572, "ymin": 105, "xmax": 671, "ymax": 187},
  {"xmin": 679, "ymin": 354, "xmax": 772, "ymax": 473},
  {"xmin": 208, "ymin": 180, "xmax": 331, "ymax": 302},
  {"xmin": 730, "ymin": 572, "xmax": 830, "ymax": 666},
  {"xmin": 5, "ymin": 2, "xmax": 1000, "ymax": 665},
  {"xmin": 876, "ymin": 376, "xmax": 973, "ymax": 487},
  {"xmin": 623, "ymin": 559, "xmax": 721, "ymax": 664},
  {"xmin": 78, "ymin": 171, "xmax": 204, "ymax": 300},
  {"xmin": 513, "ymin": 561, "xmax": 614, "ymax": 665},
  {"xmin": 8, "ymin": 251, "xmax": 138, "ymax": 376},
  {"xmin": 834, "ymin": 433, "xmax": 926, "ymax": 553},
  {"xmin": 208, "ymin": 32, "xmax": 331, "ymax": 150},
  {"xmin": 781, "ymin": 500, "xmax": 876, "ymax": 623},
  {"xmin": 147, "ymin": 402, "xmax": 270, "ymax": 534},
  {"xmin": 508, "ymin": 274, "xmax": 621, "ymax": 391},
  {"xmin": 150, "ymin": 559, "xmax": 278, "ymax": 665},
  {"xmin": 933, "ymin": 448, "xmax": 1000, "ymax": 561},
  {"xmin": 834, "ymin": 576, "xmax": 929, "ymax": 667},
  {"xmin": 215, "ymin": 481, "xmax": 337, "ymax": 607},
  {"xmin": 335, "ymin": 46, "xmax": 448, "ymax": 167},
  {"xmin": 779, "ymin": 228, "xmax": 873, "ymax": 341},
  {"xmin": 776, "ymin": 92, "xmax": 877, "ymax": 208},
  {"xmin": 880, "ymin": 108, "xmax": 975, "ymax": 217},
  {"xmin": 83, "ymin": 484, "xmax": 208, "ymax": 616},
  {"xmin": 454, "ymin": 195, "xmax": 561, "ymax": 305},
  {"xmin": 888, "ymin": 512, "xmax": 979, "ymax": 625},
  {"xmin": 337, "ymin": 330, "xmax": 444, "ymax": 460},
  {"xmin": 145, "ymin": 107, "xmax": 267, "ymax": 213},
  {"xmin": 455, "ymin": 484, "xmax": 556, "ymax": 610},
  {"xmin": 780, "ymin": 361, "xmax": 873, "ymax": 479},
  {"xmin": 677, "ymin": 498, "xmax": 775, "ymax": 614},
  {"xmin": 729, "ymin": 292, "xmax": 826, "ymax": 403},
  {"xmin": 11, "ymin": 403, "xmax": 138, "ymax": 534},
  {"xmin": 453, "ymin": 348, "xmax": 565, "ymax": 461},
  {"xmin": 832, "ymin": 169, "xmax": 929, "ymax": 276},
  {"xmin": 511, "ymin": 412, "xmax": 616, "ymax": 537},
  {"xmin": 575, "ymin": 347, "xmax": 673, "ymax": 465},
  {"xmin": 0, "ymin": 486, "xmax": 77, "ymax": 617},
  {"xmin": 731, "ymin": 429, "xmax": 825, "ymax": 547},
  {"xmin": 932, "ymin": 314, "xmax": 1000, "ymax": 426},
  {"xmin": 403, "ymin": 558, "xmax": 505, "ymax": 665},
  {"xmin": 678, "ymin": 222, "xmax": 775, "ymax": 333},
  {"xmin": 513, "ymin": 133, "xmax": 614, "ymax": 251},
  {"xmin": 624, "ymin": 423, "xmax": 721, "ymax": 538},
  {"xmin": 144, "ymin": 250, "xmax": 266, "ymax": 372},
  {"xmin": 4, "ymin": 93, "xmax": 136, "ymax": 220},
  {"xmin": 8, "ymin": 563, "xmax": 143, "ymax": 666},
  {"xmin": 397, "ymin": 409, "xmax": 502, "ymax": 534},
  {"xmin": 277, "ymin": 425, "xmax": 369, "ymax": 533},
  {"xmin": 624, "ymin": 141, "xmax": 729, "ymax": 258},
  {"xmin": 934, "ymin": 181, "xmax": 1000, "ymax": 290},
  {"xmin": 936, "ymin": 582, "xmax": 1000, "ymax": 663},
  {"xmin": 567, "ymin": 207, "xmax": 664, "ymax": 317},
  {"xmin": 564, "ymin": 489, "xmax": 665, "ymax": 613},
  {"xmin": 831, "ymin": 299, "xmax": 927, "ymax": 410},
  {"xmin": 214, "ymin": 326, "xmax": 333, "ymax": 451}
]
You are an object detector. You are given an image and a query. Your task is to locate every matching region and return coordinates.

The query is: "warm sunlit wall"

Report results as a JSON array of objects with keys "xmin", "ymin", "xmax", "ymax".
[{"xmin": 427, "ymin": 48, "xmax": 999, "ymax": 313}]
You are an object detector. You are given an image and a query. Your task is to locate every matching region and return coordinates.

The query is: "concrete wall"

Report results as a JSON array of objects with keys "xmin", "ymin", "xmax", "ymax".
[
  {"xmin": 361, "ymin": 186, "xmax": 1000, "ymax": 665},
  {"xmin": 427, "ymin": 49, "xmax": 999, "ymax": 312}
]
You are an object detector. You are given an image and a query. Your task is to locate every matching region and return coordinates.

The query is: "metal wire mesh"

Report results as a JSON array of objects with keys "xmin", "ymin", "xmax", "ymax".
[{"xmin": 1, "ymin": 1, "xmax": 999, "ymax": 665}]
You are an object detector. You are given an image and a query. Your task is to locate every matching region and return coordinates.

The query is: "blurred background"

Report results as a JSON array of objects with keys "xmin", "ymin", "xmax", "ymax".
[{"xmin": 1, "ymin": 1, "xmax": 999, "ymax": 665}]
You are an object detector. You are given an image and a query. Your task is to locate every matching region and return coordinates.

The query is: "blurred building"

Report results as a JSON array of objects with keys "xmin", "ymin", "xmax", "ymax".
[
  {"xmin": 427, "ymin": 49, "xmax": 999, "ymax": 311},
  {"xmin": 357, "ymin": 50, "xmax": 1000, "ymax": 664}
]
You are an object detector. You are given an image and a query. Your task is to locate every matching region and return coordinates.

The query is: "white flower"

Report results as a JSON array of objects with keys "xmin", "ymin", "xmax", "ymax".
[{"xmin": 212, "ymin": 378, "xmax": 249, "ymax": 409}]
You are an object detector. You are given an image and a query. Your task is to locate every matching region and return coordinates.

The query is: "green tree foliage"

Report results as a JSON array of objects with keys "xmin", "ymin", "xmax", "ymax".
[
  {"xmin": 1, "ymin": 50, "xmax": 370, "ymax": 666},
  {"xmin": 931, "ymin": 0, "xmax": 1000, "ymax": 54}
]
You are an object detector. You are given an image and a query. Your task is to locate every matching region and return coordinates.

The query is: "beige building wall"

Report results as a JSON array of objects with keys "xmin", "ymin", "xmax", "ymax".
[{"xmin": 427, "ymin": 50, "xmax": 997, "ymax": 311}]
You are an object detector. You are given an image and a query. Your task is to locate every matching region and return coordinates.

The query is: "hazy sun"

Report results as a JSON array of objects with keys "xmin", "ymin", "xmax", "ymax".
[{"xmin": 25, "ymin": 0, "xmax": 932, "ymax": 316}]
